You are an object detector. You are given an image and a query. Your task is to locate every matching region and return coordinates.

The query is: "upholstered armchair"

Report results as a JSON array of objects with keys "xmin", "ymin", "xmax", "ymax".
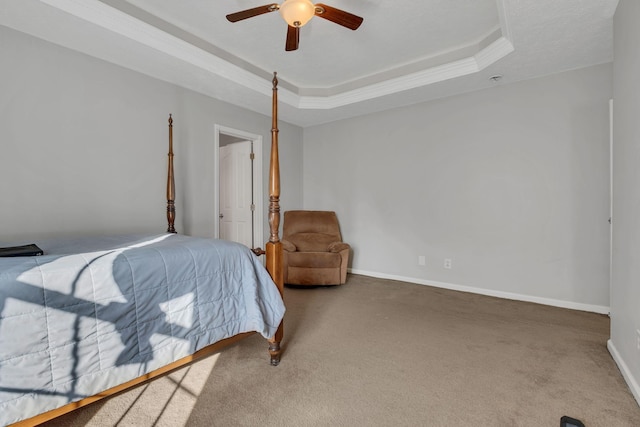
[{"xmin": 281, "ymin": 210, "xmax": 351, "ymax": 286}]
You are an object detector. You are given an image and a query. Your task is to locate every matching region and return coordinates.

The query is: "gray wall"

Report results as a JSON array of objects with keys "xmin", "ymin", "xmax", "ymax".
[
  {"xmin": 303, "ymin": 64, "xmax": 612, "ymax": 311},
  {"xmin": 0, "ymin": 25, "xmax": 303, "ymax": 243},
  {"xmin": 610, "ymin": 0, "xmax": 640, "ymax": 404}
]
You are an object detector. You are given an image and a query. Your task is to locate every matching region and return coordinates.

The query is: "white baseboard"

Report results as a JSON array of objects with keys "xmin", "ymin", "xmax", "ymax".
[
  {"xmin": 348, "ymin": 268, "xmax": 610, "ymax": 315},
  {"xmin": 608, "ymin": 340, "xmax": 640, "ymax": 408}
]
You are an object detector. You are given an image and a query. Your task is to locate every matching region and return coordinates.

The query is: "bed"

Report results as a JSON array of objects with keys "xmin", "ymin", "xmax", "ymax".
[{"xmin": 0, "ymin": 74, "xmax": 286, "ymax": 426}]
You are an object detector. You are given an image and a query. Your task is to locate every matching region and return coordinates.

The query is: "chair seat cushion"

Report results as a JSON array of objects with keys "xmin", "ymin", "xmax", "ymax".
[{"xmin": 286, "ymin": 251, "xmax": 342, "ymax": 268}]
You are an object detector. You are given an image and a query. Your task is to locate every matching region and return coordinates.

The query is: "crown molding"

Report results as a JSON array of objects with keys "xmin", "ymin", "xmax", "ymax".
[
  {"xmin": 38, "ymin": 0, "xmax": 514, "ymax": 111},
  {"xmin": 475, "ymin": 36, "xmax": 514, "ymax": 70},
  {"xmin": 298, "ymin": 37, "xmax": 514, "ymax": 110}
]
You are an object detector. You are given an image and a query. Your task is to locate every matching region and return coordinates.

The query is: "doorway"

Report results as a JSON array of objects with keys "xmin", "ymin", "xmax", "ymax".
[{"xmin": 214, "ymin": 125, "xmax": 263, "ymax": 250}]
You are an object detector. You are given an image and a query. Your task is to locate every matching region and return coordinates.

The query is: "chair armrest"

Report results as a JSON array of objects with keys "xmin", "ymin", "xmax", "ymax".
[
  {"xmin": 328, "ymin": 242, "xmax": 350, "ymax": 253},
  {"xmin": 281, "ymin": 239, "xmax": 297, "ymax": 252}
]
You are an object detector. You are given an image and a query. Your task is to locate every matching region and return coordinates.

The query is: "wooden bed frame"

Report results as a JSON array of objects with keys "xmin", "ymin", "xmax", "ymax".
[{"xmin": 12, "ymin": 73, "xmax": 285, "ymax": 427}]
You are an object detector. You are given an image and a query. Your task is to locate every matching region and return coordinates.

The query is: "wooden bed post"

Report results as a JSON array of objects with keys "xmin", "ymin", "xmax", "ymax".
[
  {"xmin": 167, "ymin": 114, "xmax": 176, "ymax": 233},
  {"xmin": 266, "ymin": 72, "xmax": 284, "ymax": 366}
]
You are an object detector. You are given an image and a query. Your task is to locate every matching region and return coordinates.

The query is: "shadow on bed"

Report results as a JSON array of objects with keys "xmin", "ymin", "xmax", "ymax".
[
  {"xmin": 0, "ymin": 249, "xmax": 179, "ymax": 401},
  {"xmin": 0, "ymin": 234, "xmax": 285, "ymax": 426}
]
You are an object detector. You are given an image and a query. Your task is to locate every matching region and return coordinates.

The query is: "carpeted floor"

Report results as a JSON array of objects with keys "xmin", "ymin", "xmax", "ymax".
[{"xmin": 42, "ymin": 274, "xmax": 640, "ymax": 426}]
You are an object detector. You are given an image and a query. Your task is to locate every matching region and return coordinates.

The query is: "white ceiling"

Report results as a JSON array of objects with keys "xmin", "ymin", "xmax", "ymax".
[{"xmin": 0, "ymin": 0, "xmax": 618, "ymax": 127}]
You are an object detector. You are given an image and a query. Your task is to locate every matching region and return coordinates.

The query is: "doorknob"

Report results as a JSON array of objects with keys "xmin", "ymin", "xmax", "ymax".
[{"xmin": 219, "ymin": 213, "xmax": 224, "ymax": 219}]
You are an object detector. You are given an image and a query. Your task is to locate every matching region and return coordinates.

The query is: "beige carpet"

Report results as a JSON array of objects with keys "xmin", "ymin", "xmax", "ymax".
[{"xmin": 42, "ymin": 274, "xmax": 640, "ymax": 426}]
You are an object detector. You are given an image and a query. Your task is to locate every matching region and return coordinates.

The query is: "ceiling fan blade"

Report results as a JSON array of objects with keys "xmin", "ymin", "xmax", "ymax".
[
  {"xmin": 285, "ymin": 25, "xmax": 300, "ymax": 51},
  {"xmin": 226, "ymin": 4, "xmax": 278, "ymax": 22},
  {"xmin": 314, "ymin": 3, "xmax": 363, "ymax": 30}
]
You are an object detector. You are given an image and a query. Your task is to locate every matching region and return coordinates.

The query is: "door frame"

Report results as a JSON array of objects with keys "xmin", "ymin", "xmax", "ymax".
[
  {"xmin": 609, "ymin": 98, "xmax": 613, "ymax": 314},
  {"xmin": 214, "ymin": 124, "xmax": 263, "ymax": 249}
]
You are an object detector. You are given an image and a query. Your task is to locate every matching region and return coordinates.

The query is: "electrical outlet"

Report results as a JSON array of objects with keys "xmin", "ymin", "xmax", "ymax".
[
  {"xmin": 418, "ymin": 256, "xmax": 426, "ymax": 266},
  {"xmin": 444, "ymin": 258, "xmax": 452, "ymax": 269}
]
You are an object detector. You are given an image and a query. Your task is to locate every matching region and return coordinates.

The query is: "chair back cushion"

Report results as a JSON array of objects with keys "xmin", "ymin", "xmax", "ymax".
[{"xmin": 283, "ymin": 211, "xmax": 343, "ymax": 252}]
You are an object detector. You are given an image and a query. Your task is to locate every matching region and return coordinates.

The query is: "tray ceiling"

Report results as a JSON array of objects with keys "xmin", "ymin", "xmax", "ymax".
[{"xmin": 0, "ymin": 0, "xmax": 618, "ymax": 126}]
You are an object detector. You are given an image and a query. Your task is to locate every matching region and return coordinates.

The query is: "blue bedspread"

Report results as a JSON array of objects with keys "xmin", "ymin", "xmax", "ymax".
[{"xmin": 0, "ymin": 233, "xmax": 285, "ymax": 425}]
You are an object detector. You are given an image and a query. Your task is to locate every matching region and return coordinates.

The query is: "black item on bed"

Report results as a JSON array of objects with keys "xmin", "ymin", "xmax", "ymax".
[{"xmin": 0, "ymin": 243, "xmax": 44, "ymax": 257}]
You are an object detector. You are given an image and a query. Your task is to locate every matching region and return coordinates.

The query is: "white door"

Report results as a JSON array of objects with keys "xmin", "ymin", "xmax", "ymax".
[{"xmin": 219, "ymin": 140, "xmax": 254, "ymax": 248}]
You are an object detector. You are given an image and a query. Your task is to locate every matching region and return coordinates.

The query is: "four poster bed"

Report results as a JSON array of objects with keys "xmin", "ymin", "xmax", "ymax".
[{"xmin": 0, "ymin": 74, "xmax": 285, "ymax": 426}]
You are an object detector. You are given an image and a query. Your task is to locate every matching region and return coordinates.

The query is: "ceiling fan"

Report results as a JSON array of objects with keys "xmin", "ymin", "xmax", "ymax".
[{"xmin": 226, "ymin": 0, "xmax": 363, "ymax": 51}]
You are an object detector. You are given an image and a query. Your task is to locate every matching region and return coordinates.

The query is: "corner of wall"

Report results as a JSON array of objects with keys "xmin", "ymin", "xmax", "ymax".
[{"xmin": 608, "ymin": 339, "xmax": 640, "ymax": 407}]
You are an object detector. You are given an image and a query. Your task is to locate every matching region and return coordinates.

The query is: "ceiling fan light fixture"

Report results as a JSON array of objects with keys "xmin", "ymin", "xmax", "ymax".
[{"xmin": 279, "ymin": 0, "xmax": 315, "ymax": 27}]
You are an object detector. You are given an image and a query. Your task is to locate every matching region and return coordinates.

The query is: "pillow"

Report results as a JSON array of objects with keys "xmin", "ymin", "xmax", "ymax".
[{"xmin": 289, "ymin": 233, "xmax": 336, "ymax": 252}]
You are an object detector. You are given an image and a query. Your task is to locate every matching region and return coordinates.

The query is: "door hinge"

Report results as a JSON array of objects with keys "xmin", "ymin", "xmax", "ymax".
[
  {"xmin": 250, "ymin": 152, "xmax": 255, "ymax": 160},
  {"xmin": 251, "ymin": 204, "xmax": 255, "ymax": 212}
]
